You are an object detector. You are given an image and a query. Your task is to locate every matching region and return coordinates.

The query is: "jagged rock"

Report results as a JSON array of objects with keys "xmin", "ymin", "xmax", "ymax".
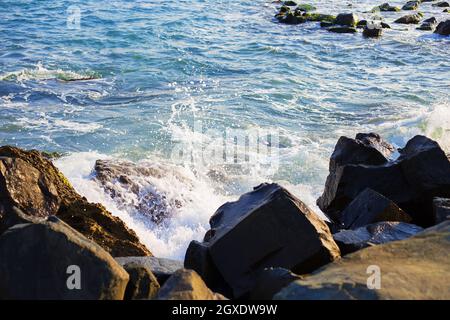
[
  {"xmin": 185, "ymin": 183, "xmax": 340, "ymax": 298},
  {"xmin": 335, "ymin": 13, "xmax": 358, "ymax": 27},
  {"xmin": 363, "ymin": 26, "xmax": 383, "ymax": 37},
  {"xmin": 328, "ymin": 26, "xmax": 358, "ymax": 33},
  {"xmin": 402, "ymin": 1, "xmax": 420, "ymax": 10},
  {"xmin": 333, "ymin": 221, "xmax": 423, "ymax": 255},
  {"xmin": 0, "ymin": 146, "xmax": 151, "ymax": 257},
  {"xmin": 318, "ymin": 135, "xmax": 450, "ymax": 227},
  {"xmin": 373, "ymin": 3, "xmax": 401, "ymax": 12},
  {"xmin": 122, "ymin": 262, "xmax": 160, "ymax": 300},
  {"xmin": 340, "ymin": 188, "xmax": 412, "ymax": 229},
  {"xmin": 435, "ymin": 20, "xmax": 450, "ymax": 35},
  {"xmin": 249, "ymin": 268, "xmax": 302, "ymax": 300},
  {"xmin": 157, "ymin": 269, "xmax": 227, "ymax": 300},
  {"xmin": 275, "ymin": 221, "xmax": 450, "ymax": 300},
  {"xmin": 115, "ymin": 256, "xmax": 183, "ymax": 286},
  {"xmin": 433, "ymin": 198, "xmax": 450, "ymax": 224},
  {"xmin": 433, "ymin": 1, "xmax": 449, "ymax": 7},
  {"xmin": 417, "ymin": 17, "xmax": 438, "ymax": 30},
  {"xmin": 395, "ymin": 13, "xmax": 423, "ymax": 24},
  {"xmin": 0, "ymin": 217, "xmax": 129, "ymax": 299}
]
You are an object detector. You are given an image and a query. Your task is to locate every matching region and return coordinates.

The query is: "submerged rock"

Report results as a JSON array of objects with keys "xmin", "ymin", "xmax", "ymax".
[
  {"xmin": 0, "ymin": 146, "xmax": 151, "ymax": 257},
  {"xmin": 275, "ymin": 221, "xmax": 450, "ymax": 299},
  {"xmin": 115, "ymin": 256, "xmax": 183, "ymax": 286},
  {"xmin": 402, "ymin": 1, "xmax": 421, "ymax": 10},
  {"xmin": 435, "ymin": 20, "xmax": 450, "ymax": 35},
  {"xmin": 328, "ymin": 26, "xmax": 358, "ymax": 33},
  {"xmin": 185, "ymin": 183, "xmax": 340, "ymax": 299},
  {"xmin": 157, "ymin": 269, "xmax": 227, "ymax": 300},
  {"xmin": 395, "ymin": 13, "xmax": 423, "ymax": 24},
  {"xmin": 122, "ymin": 262, "xmax": 160, "ymax": 300},
  {"xmin": 340, "ymin": 188, "xmax": 412, "ymax": 229},
  {"xmin": 0, "ymin": 217, "xmax": 129, "ymax": 299},
  {"xmin": 317, "ymin": 135, "xmax": 450, "ymax": 228},
  {"xmin": 333, "ymin": 221, "xmax": 423, "ymax": 255}
]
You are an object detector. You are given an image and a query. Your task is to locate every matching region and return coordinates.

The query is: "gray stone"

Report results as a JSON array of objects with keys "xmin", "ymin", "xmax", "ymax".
[
  {"xmin": 0, "ymin": 217, "xmax": 129, "ymax": 300},
  {"xmin": 123, "ymin": 262, "xmax": 160, "ymax": 300},
  {"xmin": 335, "ymin": 13, "xmax": 358, "ymax": 27},
  {"xmin": 395, "ymin": 13, "xmax": 422, "ymax": 24}
]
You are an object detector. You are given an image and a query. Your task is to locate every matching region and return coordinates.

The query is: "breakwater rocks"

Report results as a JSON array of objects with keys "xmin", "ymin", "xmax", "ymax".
[
  {"xmin": 0, "ymin": 133, "xmax": 449, "ymax": 299},
  {"xmin": 273, "ymin": 1, "xmax": 450, "ymax": 36}
]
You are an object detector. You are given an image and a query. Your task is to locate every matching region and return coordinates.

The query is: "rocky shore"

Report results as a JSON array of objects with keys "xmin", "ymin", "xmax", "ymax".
[
  {"xmin": 273, "ymin": 1, "xmax": 450, "ymax": 36},
  {"xmin": 0, "ymin": 133, "xmax": 449, "ymax": 299}
]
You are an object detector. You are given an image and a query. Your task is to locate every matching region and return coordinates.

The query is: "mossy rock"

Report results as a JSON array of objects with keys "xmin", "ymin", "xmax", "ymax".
[
  {"xmin": 296, "ymin": 4, "xmax": 316, "ymax": 12},
  {"xmin": 304, "ymin": 13, "xmax": 336, "ymax": 23}
]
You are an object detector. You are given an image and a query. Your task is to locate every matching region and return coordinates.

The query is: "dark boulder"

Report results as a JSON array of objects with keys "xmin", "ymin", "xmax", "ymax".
[
  {"xmin": 402, "ymin": 1, "xmax": 420, "ymax": 10},
  {"xmin": 432, "ymin": 1, "xmax": 450, "ymax": 7},
  {"xmin": 417, "ymin": 17, "xmax": 438, "ymax": 30},
  {"xmin": 320, "ymin": 21, "xmax": 334, "ymax": 28},
  {"xmin": 122, "ymin": 262, "xmax": 160, "ymax": 300},
  {"xmin": 157, "ymin": 269, "xmax": 226, "ymax": 300},
  {"xmin": 335, "ymin": 13, "xmax": 358, "ymax": 27},
  {"xmin": 373, "ymin": 3, "xmax": 401, "ymax": 12},
  {"xmin": 317, "ymin": 135, "xmax": 450, "ymax": 227},
  {"xmin": 185, "ymin": 183, "xmax": 340, "ymax": 298},
  {"xmin": 115, "ymin": 256, "xmax": 183, "ymax": 286},
  {"xmin": 363, "ymin": 26, "xmax": 383, "ymax": 37},
  {"xmin": 340, "ymin": 188, "xmax": 412, "ymax": 229},
  {"xmin": 433, "ymin": 197, "xmax": 450, "ymax": 224},
  {"xmin": 333, "ymin": 221, "xmax": 423, "ymax": 255},
  {"xmin": 381, "ymin": 22, "xmax": 391, "ymax": 29},
  {"xmin": 328, "ymin": 27, "xmax": 358, "ymax": 33},
  {"xmin": 249, "ymin": 268, "xmax": 302, "ymax": 300},
  {"xmin": 283, "ymin": 0, "xmax": 298, "ymax": 6},
  {"xmin": 0, "ymin": 146, "xmax": 151, "ymax": 257},
  {"xmin": 0, "ymin": 217, "xmax": 129, "ymax": 299},
  {"xmin": 395, "ymin": 13, "xmax": 423, "ymax": 24},
  {"xmin": 435, "ymin": 20, "xmax": 450, "ymax": 35},
  {"xmin": 357, "ymin": 20, "xmax": 368, "ymax": 28}
]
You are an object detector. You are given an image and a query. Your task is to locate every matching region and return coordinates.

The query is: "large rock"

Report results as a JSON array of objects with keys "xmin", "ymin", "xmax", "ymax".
[
  {"xmin": 372, "ymin": 3, "xmax": 401, "ymax": 12},
  {"xmin": 402, "ymin": 1, "xmax": 420, "ymax": 10},
  {"xmin": 435, "ymin": 20, "xmax": 450, "ymax": 35},
  {"xmin": 335, "ymin": 13, "xmax": 358, "ymax": 27},
  {"xmin": 339, "ymin": 188, "xmax": 412, "ymax": 229},
  {"xmin": 275, "ymin": 221, "xmax": 450, "ymax": 299},
  {"xmin": 395, "ymin": 13, "xmax": 423, "ymax": 24},
  {"xmin": 249, "ymin": 268, "xmax": 302, "ymax": 300},
  {"xmin": 363, "ymin": 26, "xmax": 383, "ymax": 38},
  {"xmin": 157, "ymin": 269, "xmax": 226, "ymax": 300},
  {"xmin": 417, "ymin": 17, "xmax": 438, "ymax": 31},
  {"xmin": 0, "ymin": 217, "xmax": 129, "ymax": 299},
  {"xmin": 432, "ymin": 1, "xmax": 450, "ymax": 7},
  {"xmin": 115, "ymin": 256, "xmax": 183, "ymax": 286},
  {"xmin": 185, "ymin": 183, "xmax": 340, "ymax": 298},
  {"xmin": 0, "ymin": 146, "xmax": 151, "ymax": 257},
  {"xmin": 433, "ymin": 197, "xmax": 450, "ymax": 224},
  {"xmin": 122, "ymin": 262, "xmax": 160, "ymax": 300},
  {"xmin": 333, "ymin": 221, "xmax": 423, "ymax": 255},
  {"xmin": 317, "ymin": 135, "xmax": 450, "ymax": 227}
]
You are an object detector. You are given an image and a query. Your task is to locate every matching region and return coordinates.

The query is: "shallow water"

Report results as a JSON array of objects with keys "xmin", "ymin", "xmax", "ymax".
[{"xmin": 1, "ymin": 0, "xmax": 449, "ymax": 258}]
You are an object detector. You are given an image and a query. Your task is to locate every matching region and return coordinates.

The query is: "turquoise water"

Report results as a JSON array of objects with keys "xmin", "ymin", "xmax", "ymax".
[{"xmin": 1, "ymin": 0, "xmax": 449, "ymax": 258}]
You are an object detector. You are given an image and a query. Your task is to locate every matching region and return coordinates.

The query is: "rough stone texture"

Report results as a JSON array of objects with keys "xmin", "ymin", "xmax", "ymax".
[
  {"xmin": 333, "ymin": 221, "xmax": 423, "ymax": 255},
  {"xmin": 433, "ymin": 197, "xmax": 450, "ymax": 224},
  {"xmin": 318, "ymin": 135, "xmax": 450, "ymax": 227},
  {"xmin": 122, "ymin": 262, "xmax": 160, "ymax": 300},
  {"xmin": 363, "ymin": 26, "xmax": 383, "ymax": 37},
  {"xmin": 0, "ymin": 217, "xmax": 129, "ymax": 300},
  {"xmin": 115, "ymin": 256, "xmax": 183, "ymax": 286},
  {"xmin": 157, "ymin": 269, "xmax": 227, "ymax": 300},
  {"xmin": 275, "ymin": 221, "xmax": 450, "ymax": 300},
  {"xmin": 335, "ymin": 13, "xmax": 358, "ymax": 26},
  {"xmin": 186, "ymin": 183, "xmax": 340, "ymax": 298},
  {"xmin": 340, "ymin": 188, "xmax": 412, "ymax": 229},
  {"xmin": 249, "ymin": 268, "xmax": 302, "ymax": 300},
  {"xmin": 435, "ymin": 20, "xmax": 450, "ymax": 35},
  {"xmin": 0, "ymin": 146, "xmax": 151, "ymax": 257},
  {"xmin": 395, "ymin": 13, "xmax": 422, "ymax": 24}
]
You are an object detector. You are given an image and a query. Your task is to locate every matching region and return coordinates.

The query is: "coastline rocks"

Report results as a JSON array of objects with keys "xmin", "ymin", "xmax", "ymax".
[
  {"xmin": 432, "ymin": 1, "xmax": 450, "ymax": 7},
  {"xmin": 417, "ymin": 17, "xmax": 438, "ymax": 30},
  {"xmin": 0, "ymin": 146, "xmax": 151, "ymax": 257},
  {"xmin": 185, "ymin": 183, "xmax": 340, "ymax": 298},
  {"xmin": 304, "ymin": 13, "xmax": 336, "ymax": 23},
  {"xmin": 275, "ymin": 221, "xmax": 450, "ymax": 300},
  {"xmin": 0, "ymin": 217, "xmax": 129, "ymax": 299},
  {"xmin": 363, "ymin": 26, "xmax": 383, "ymax": 37},
  {"xmin": 328, "ymin": 27, "xmax": 358, "ymax": 33},
  {"xmin": 122, "ymin": 262, "xmax": 160, "ymax": 300},
  {"xmin": 115, "ymin": 256, "xmax": 183, "ymax": 286},
  {"xmin": 333, "ymin": 221, "xmax": 423, "ymax": 255},
  {"xmin": 433, "ymin": 197, "xmax": 450, "ymax": 224},
  {"xmin": 402, "ymin": 1, "xmax": 421, "ymax": 10},
  {"xmin": 157, "ymin": 269, "xmax": 227, "ymax": 300},
  {"xmin": 249, "ymin": 268, "xmax": 302, "ymax": 300},
  {"xmin": 317, "ymin": 135, "xmax": 450, "ymax": 228},
  {"xmin": 340, "ymin": 188, "xmax": 412, "ymax": 229},
  {"xmin": 335, "ymin": 13, "xmax": 358, "ymax": 27},
  {"xmin": 435, "ymin": 20, "xmax": 450, "ymax": 35},
  {"xmin": 372, "ymin": 3, "xmax": 401, "ymax": 12},
  {"xmin": 395, "ymin": 13, "xmax": 423, "ymax": 24}
]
